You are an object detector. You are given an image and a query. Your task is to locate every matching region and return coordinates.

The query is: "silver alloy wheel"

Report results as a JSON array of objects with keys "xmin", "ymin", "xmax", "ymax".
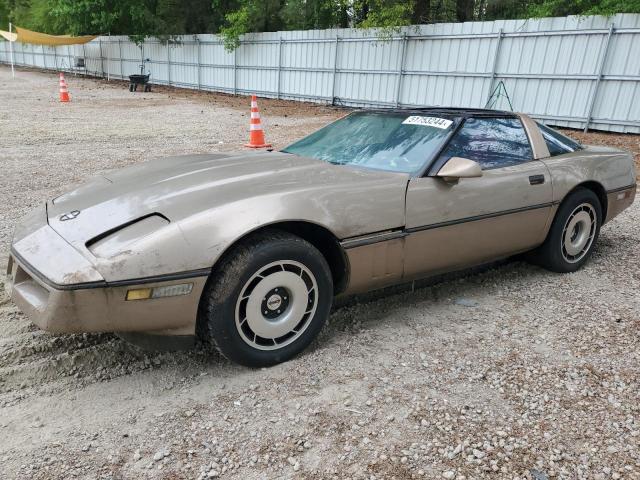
[
  {"xmin": 561, "ymin": 202, "xmax": 597, "ymax": 263},
  {"xmin": 235, "ymin": 260, "xmax": 318, "ymax": 351}
]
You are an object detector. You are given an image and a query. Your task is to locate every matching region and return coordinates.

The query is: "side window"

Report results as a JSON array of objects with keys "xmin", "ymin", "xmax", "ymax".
[
  {"xmin": 537, "ymin": 122, "xmax": 582, "ymax": 157},
  {"xmin": 439, "ymin": 117, "xmax": 533, "ymax": 170}
]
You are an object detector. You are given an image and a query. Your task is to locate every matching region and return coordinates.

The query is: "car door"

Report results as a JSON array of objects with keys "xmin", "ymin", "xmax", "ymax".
[{"xmin": 403, "ymin": 116, "xmax": 554, "ymax": 280}]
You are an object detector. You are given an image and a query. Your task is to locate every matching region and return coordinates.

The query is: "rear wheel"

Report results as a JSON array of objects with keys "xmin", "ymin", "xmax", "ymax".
[
  {"xmin": 198, "ymin": 231, "xmax": 333, "ymax": 367},
  {"xmin": 533, "ymin": 188, "xmax": 602, "ymax": 273}
]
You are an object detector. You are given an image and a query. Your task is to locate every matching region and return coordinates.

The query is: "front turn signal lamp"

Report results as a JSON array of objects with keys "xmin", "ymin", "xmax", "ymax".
[{"xmin": 126, "ymin": 283, "xmax": 193, "ymax": 301}]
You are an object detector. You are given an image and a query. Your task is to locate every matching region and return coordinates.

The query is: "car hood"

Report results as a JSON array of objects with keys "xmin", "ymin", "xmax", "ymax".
[{"xmin": 46, "ymin": 151, "xmax": 409, "ymax": 253}]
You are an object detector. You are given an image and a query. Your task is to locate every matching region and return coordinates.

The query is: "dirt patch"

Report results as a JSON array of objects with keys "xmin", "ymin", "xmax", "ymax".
[{"xmin": 1, "ymin": 66, "xmax": 639, "ymax": 480}]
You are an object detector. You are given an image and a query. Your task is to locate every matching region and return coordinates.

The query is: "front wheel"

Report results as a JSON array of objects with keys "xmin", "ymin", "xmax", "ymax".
[
  {"xmin": 533, "ymin": 187, "xmax": 602, "ymax": 273},
  {"xmin": 198, "ymin": 231, "xmax": 333, "ymax": 367}
]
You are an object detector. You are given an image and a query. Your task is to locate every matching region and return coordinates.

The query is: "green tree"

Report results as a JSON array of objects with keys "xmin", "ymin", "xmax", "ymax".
[
  {"xmin": 412, "ymin": 0, "xmax": 431, "ymax": 23},
  {"xmin": 479, "ymin": 0, "xmax": 530, "ymax": 21},
  {"xmin": 527, "ymin": 0, "xmax": 640, "ymax": 16},
  {"xmin": 217, "ymin": 0, "xmax": 284, "ymax": 50},
  {"xmin": 0, "ymin": 0, "xmax": 218, "ymax": 40},
  {"xmin": 2, "ymin": 0, "xmax": 640, "ymax": 48},
  {"xmin": 356, "ymin": 0, "xmax": 414, "ymax": 29},
  {"xmin": 281, "ymin": 0, "xmax": 348, "ymax": 29},
  {"xmin": 1, "ymin": 0, "xmax": 56, "ymax": 32}
]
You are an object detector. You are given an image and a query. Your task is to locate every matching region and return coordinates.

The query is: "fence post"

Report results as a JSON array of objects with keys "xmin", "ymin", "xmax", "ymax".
[
  {"xmin": 8, "ymin": 22, "xmax": 15, "ymax": 76},
  {"xmin": 486, "ymin": 28, "xmax": 503, "ymax": 105},
  {"xmin": 81, "ymin": 43, "xmax": 86, "ymax": 74},
  {"xmin": 233, "ymin": 44, "xmax": 238, "ymax": 95},
  {"xmin": 118, "ymin": 38, "xmax": 123, "ymax": 79},
  {"xmin": 99, "ymin": 36, "xmax": 105, "ymax": 79},
  {"xmin": 395, "ymin": 34, "xmax": 408, "ymax": 107},
  {"xmin": 53, "ymin": 45, "xmax": 58, "ymax": 71},
  {"xmin": 331, "ymin": 36, "xmax": 340, "ymax": 105},
  {"xmin": 105, "ymin": 44, "xmax": 109, "ymax": 79},
  {"xmin": 41, "ymin": 45, "xmax": 46, "ymax": 69},
  {"xmin": 196, "ymin": 35, "xmax": 201, "ymax": 90},
  {"xmin": 277, "ymin": 37, "xmax": 283, "ymax": 99},
  {"xmin": 583, "ymin": 23, "xmax": 614, "ymax": 133},
  {"xmin": 167, "ymin": 40, "xmax": 171, "ymax": 86}
]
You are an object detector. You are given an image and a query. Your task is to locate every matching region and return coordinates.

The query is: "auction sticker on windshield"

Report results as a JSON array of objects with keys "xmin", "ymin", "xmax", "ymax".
[{"xmin": 402, "ymin": 116, "xmax": 453, "ymax": 129}]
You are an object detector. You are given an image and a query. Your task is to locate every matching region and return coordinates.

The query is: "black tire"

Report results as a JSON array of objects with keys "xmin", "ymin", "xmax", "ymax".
[
  {"xmin": 533, "ymin": 187, "xmax": 602, "ymax": 273},
  {"xmin": 198, "ymin": 230, "xmax": 333, "ymax": 367},
  {"xmin": 129, "ymin": 84, "xmax": 134, "ymax": 92}
]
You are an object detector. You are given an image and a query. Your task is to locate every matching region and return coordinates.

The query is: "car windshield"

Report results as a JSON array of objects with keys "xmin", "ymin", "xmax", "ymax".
[{"xmin": 282, "ymin": 112, "xmax": 458, "ymax": 174}]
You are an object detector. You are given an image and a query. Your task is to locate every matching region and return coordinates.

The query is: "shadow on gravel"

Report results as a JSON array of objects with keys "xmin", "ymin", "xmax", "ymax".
[
  {"xmin": 2, "ymin": 223, "xmax": 631, "ymax": 406},
  {"xmin": 325, "ymin": 258, "xmax": 517, "ymax": 335}
]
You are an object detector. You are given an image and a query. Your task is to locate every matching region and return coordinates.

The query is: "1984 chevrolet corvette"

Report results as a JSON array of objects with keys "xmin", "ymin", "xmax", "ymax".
[{"xmin": 6, "ymin": 108, "xmax": 636, "ymax": 366}]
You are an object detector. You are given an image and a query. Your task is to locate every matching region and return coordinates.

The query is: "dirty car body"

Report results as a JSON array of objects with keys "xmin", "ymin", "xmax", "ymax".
[{"xmin": 6, "ymin": 108, "xmax": 636, "ymax": 366}]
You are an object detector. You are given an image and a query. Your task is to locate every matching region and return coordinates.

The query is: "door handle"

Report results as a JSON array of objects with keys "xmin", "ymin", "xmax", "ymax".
[{"xmin": 529, "ymin": 174, "xmax": 545, "ymax": 185}]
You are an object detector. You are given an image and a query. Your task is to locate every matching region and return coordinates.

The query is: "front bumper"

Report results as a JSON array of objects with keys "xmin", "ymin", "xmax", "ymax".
[{"xmin": 6, "ymin": 223, "xmax": 206, "ymax": 335}]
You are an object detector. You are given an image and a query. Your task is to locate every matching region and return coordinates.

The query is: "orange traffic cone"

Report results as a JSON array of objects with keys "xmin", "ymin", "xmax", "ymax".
[
  {"xmin": 59, "ymin": 73, "xmax": 70, "ymax": 103},
  {"xmin": 245, "ymin": 95, "xmax": 271, "ymax": 148}
]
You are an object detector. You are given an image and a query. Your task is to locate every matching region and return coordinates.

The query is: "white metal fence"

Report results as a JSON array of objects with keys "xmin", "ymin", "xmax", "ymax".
[{"xmin": 1, "ymin": 14, "xmax": 639, "ymax": 133}]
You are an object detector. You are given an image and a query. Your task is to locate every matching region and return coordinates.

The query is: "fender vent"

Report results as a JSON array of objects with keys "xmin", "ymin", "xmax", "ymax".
[{"xmin": 86, "ymin": 214, "xmax": 169, "ymax": 258}]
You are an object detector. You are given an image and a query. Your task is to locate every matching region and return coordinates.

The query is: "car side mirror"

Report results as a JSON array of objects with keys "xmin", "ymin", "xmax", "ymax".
[{"xmin": 436, "ymin": 157, "xmax": 482, "ymax": 182}]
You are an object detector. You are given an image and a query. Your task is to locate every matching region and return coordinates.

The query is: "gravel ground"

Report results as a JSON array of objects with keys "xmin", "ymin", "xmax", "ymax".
[{"xmin": 1, "ymin": 66, "xmax": 639, "ymax": 480}]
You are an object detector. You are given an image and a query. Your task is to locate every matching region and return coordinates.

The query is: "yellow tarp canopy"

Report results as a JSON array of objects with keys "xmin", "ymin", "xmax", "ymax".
[
  {"xmin": 0, "ymin": 30, "xmax": 17, "ymax": 42},
  {"xmin": 0, "ymin": 27, "xmax": 96, "ymax": 46}
]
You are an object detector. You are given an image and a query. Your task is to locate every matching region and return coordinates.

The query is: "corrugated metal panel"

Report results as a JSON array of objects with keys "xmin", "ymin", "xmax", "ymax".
[{"xmin": 0, "ymin": 14, "xmax": 638, "ymax": 132}]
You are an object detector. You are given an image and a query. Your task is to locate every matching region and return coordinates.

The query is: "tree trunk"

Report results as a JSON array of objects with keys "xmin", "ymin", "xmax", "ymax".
[
  {"xmin": 357, "ymin": 0, "xmax": 370, "ymax": 24},
  {"xmin": 337, "ymin": 4, "xmax": 349, "ymax": 28},
  {"xmin": 412, "ymin": 0, "xmax": 431, "ymax": 24},
  {"xmin": 455, "ymin": 0, "xmax": 475, "ymax": 22}
]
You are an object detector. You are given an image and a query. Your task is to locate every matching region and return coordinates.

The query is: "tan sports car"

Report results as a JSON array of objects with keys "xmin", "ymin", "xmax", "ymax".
[{"xmin": 6, "ymin": 108, "xmax": 636, "ymax": 366}]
